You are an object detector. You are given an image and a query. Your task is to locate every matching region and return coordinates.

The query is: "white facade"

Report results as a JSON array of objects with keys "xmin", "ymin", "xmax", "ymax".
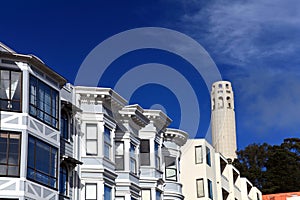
[
  {"xmin": 181, "ymin": 139, "xmax": 262, "ymax": 200},
  {"xmin": 211, "ymin": 81, "xmax": 237, "ymax": 161},
  {"xmin": 0, "ymin": 42, "xmax": 188, "ymax": 200}
]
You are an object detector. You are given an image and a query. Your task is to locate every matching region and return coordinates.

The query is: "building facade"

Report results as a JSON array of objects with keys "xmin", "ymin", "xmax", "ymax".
[{"xmin": 0, "ymin": 42, "xmax": 188, "ymax": 200}]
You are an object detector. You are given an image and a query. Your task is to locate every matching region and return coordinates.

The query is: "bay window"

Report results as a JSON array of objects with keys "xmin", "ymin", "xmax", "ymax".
[
  {"xmin": 27, "ymin": 135, "xmax": 58, "ymax": 188},
  {"xmin": 0, "ymin": 69, "xmax": 22, "ymax": 112},
  {"xmin": 0, "ymin": 131, "xmax": 21, "ymax": 177},
  {"xmin": 29, "ymin": 75, "xmax": 59, "ymax": 128},
  {"xmin": 86, "ymin": 124, "xmax": 98, "ymax": 156}
]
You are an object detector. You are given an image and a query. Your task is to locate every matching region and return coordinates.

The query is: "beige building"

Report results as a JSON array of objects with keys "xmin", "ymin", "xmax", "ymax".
[{"xmin": 211, "ymin": 81, "xmax": 237, "ymax": 161}]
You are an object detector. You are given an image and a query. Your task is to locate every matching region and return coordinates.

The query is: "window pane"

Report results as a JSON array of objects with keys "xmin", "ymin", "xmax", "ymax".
[
  {"xmin": 85, "ymin": 183, "xmax": 97, "ymax": 199},
  {"xmin": 140, "ymin": 140, "xmax": 150, "ymax": 166},
  {"xmin": 86, "ymin": 141, "xmax": 97, "ymax": 155},
  {"xmin": 206, "ymin": 147, "xmax": 211, "ymax": 166},
  {"xmin": 141, "ymin": 190, "xmax": 151, "ymax": 200},
  {"xmin": 86, "ymin": 124, "xmax": 97, "ymax": 139},
  {"xmin": 104, "ymin": 143, "xmax": 110, "ymax": 158},
  {"xmin": 196, "ymin": 179, "xmax": 204, "ymax": 197},
  {"xmin": 208, "ymin": 179, "xmax": 213, "ymax": 199},
  {"xmin": 115, "ymin": 142, "xmax": 124, "ymax": 155},
  {"xmin": 104, "ymin": 185, "xmax": 112, "ymax": 200},
  {"xmin": 104, "ymin": 127, "xmax": 111, "ymax": 143},
  {"xmin": 195, "ymin": 146, "xmax": 203, "ymax": 164}
]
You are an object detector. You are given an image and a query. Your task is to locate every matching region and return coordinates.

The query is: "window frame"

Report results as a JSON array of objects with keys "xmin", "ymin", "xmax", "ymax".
[
  {"xmin": 196, "ymin": 178, "xmax": 205, "ymax": 198},
  {"xmin": 29, "ymin": 75, "xmax": 59, "ymax": 129},
  {"xmin": 165, "ymin": 156, "xmax": 177, "ymax": 181},
  {"xmin": 0, "ymin": 131, "xmax": 21, "ymax": 177},
  {"xmin": 85, "ymin": 183, "xmax": 97, "ymax": 200},
  {"xmin": 195, "ymin": 145, "xmax": 203, "ymax": 164},
  {"xmin": 27, "ymin": 135, "xmax": 58, "ymax": 189},
  {"xmin": 59, "ymin": 164, "xmax": 68, "ymax": 196},
  {"xmin": 86, "ymin": 124, "xmax": 98, "ymax": 156},
  {"xmin": 0, "ymin": 68, "xmax": 22, "ymax": 112},
  {"xmin": 115, "ymin": 141, "xmax": 124, "ymax": 170},
  {"xmin": 140, "ymin": 139, "xmax": 150, "ymax": 166},
  {"xmin": 104, "ymin": 126, "xmax": 111, "ymax": 159}
]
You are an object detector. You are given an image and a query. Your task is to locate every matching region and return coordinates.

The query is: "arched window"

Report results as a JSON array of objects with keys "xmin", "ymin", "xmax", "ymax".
[
  {"xmin": 218, "ymin": 97, "xmax": 224, "ymax": 109},
  {"xmin": 61, "ymin": 110, "xmax": 69, "ymax": 140},
  {"xmin": 59, "ymin": 164, "xmax": 68, "ymax": 196}
]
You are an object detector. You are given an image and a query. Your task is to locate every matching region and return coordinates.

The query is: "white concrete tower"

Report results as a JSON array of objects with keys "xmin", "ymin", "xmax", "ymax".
[{"xmin": 211, "ymin": 81, "xmax": 237, "ymax": 161}]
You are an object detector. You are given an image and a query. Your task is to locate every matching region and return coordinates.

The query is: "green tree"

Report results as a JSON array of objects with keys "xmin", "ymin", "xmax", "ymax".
[{"xmin": 233, "ymin": 138, "xmax": 300, "ymax": 194}]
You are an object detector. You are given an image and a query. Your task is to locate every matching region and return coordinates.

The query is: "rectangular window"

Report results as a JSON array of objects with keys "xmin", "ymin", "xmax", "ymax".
[
  {"xmin": 208, "ymin": 179, "xmax": 213, "ymax": 199},
  {"xmin": 27, "ymin": 135, "xmax": 58, "ymax": 188},
  {"xmin": 165, "ymin": 156, "xmax": 177, "ymax": 181},
  {"xmin": 196, "ymin": 178, "xmax": 204, "ymax": 198},
  {"xmin": 206, "ymin": 147, "xmax": 211, "ymax": 166},
  {"xmin": 86, "ymin": 124, "xmax": 98, "ymax": 156},
  {"xmin": 29, "ymin": 75, "xmax": 59, "ymax": 128},
  {"xmin": 130, "ymin": 143, "xmax": 137, "ymax": 174},
  {"xmin": 85, "ymin": 183, "xmax": 97, "ymax": 200},
  {"xmin": 115, "ymin": 141, "xmax": 124, "ymax": 170},
  {"xmin": 0, "ymin": 69, "xmax": 22, "ymax": 112},
  {"xmin": 155, "ymin": 142, "xmax": 160, "ymax": 170},
  {"xmin": 195, "ymin": 145, "xmax": 203, "ymax": 164},
  {"xmin": 60, "ymin": 110, "xmax": 69, "ymax": 140},
  {"xmin": 0, "ymin": 131, "xmax": 21, "ymax": 177},
  {"xmin": 104, "ymin": 127, "xmax": 111, "ymax": 159},
  {"xmin": 141, "ymin": 189, "xmax": 151, "ymax": 200},
  {"xmin": 140, "ymin": 139, "xmax": 150, "ymax": 166},
  {"xmin": 156, "ymin": 190, "xmax": 161, "ymax": 200},
  {"xmin": 104, "ymin": 185, "xmax": 112, "ymax": 200}
]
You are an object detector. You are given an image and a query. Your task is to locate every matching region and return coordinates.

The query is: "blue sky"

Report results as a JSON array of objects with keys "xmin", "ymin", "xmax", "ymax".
[{"xmin": 1, "ymin": 0, "xmax": 300, "ymax": 149}]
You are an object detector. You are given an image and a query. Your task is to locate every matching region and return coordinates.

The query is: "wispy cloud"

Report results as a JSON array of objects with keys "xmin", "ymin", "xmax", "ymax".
[{"xmin": 176, "ymin": 0, "xmax": 300, "ymax": 145}]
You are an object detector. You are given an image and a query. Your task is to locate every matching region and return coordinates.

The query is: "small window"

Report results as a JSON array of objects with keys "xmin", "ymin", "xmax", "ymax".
[
  {"xmin": 140, "ymin": 140, "xmax": 150, "ymax": 166},
  {"xmin": 208, "ymin": 179, "xmax": 213, "ymax": 199},
  {"xmin": 85, "ymin": 183, "xmax": 97, "ymax": 200},
  {"xmin": 86, "ymin": 124, "xmax": 98, "ymax": 156},
  {"xmin": 196, "ymin": 178, "xmax": 204, "ymax": 198},
  {"xmin": 0, "ymin": 69, "xmax": 22, "ymax": 112},
  {"xmin": 0, "ymin": 131, "xmax": 21, "ymax": 177},
  {"xmin": 206, "ymin": 147, "xmax": 211, "ymax": 166},
  {"xmin": 226, "ymin": 84, "xmax": 229, "ymax": 89},
  {"xmin": 218, "ymin": 84, "xmax": 222, "ymax": 88},
  {"xmin": 195, "ymin": 145, "xmax": 203, "ymax": 164},
  {"xmin": 59, "ymin": 164, "xmax": 68, "ymax": 196},
  {"xmin": 130, "ymin": 143, "xmax": 137, "ymax": 174},
  {"xmin": 141, "ymin": 189, "xmax": 151, "ymax": 200},
  {"xmin": 115, "ymin": 141, "xmax": 124, "ymax": 170},
  {"xmin": 218, "ymin": 97, "xmax": 224, "ymax": 109},
  {"xmin": 104, "ymin": 185, "xmax": 112, "ymax": 200},
  {"xmin": 165, "ymin": 156, "xmax": 177, "ymax": 181},
  {"xmin": 104, "ymin": 127, "xmax": 111, "ymax": 159},
  {"xmin": 61, "ymin": 110, "xmax": 69, "ymax": 140},
  {"xmin": 155, "ymin": 142, "xmax": 160, "ymax": 170}
]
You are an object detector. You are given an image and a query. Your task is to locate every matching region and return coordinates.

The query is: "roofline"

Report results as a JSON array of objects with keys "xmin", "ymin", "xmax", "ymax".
[{"xmin": 0, "ymin": 51, "xmax": 67, "ymax": 87}]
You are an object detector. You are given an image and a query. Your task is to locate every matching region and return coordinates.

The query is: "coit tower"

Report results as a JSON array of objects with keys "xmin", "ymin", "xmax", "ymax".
[{"xmin": 211, "ymin": 81, "xmax": 237, "ymax": 161}]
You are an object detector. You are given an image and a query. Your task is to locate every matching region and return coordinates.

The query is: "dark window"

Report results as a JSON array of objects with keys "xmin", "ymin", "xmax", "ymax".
[
  {"xmin": 196, "ymin": 178, "xmax": 204, "ymax": 198},
  {"xmin": 115, "ymin": 141, "xmax": 124, "ymax": 170},
  {"xmin": 59, "ymin": 164, "xmax": 68, "ymax": 196},
  {"xmin": 104, "ymin": 185, "xmax": 112, "ymax": 200},
  {"xmin": 220, "ymin": 158, "xmax": 227, "ymax": 174},
  {"xmin": 140, "ymin": 139, "xmax": 150, "ymax": 166},
  {"xmin": 156, "ymin": 190, "xmax": 162, "ymax": 200},
  {"xmin": 29, "ymin": 75, "xmax": 59, "ymax": 128},
  {"xmin": 222, "ymin": 188, "xmax": 229, "ymax": 200},
  {"xmin": 208, "ymin": 179, "xmax": 213, "ymax": 199},
  {"xmin": 0, "ymin": 131, "xmax": 21, "ymax": 177},
  {"xmin": 0, "ymin": 69, "xmax": 22, "ymax": 112},
  {"xmin": 27, "ymin": 135, "xmax": 58, "ymax": 189},
  {"xmin": 104, "ymin": 127, "xmax": 111, "ymax": 159},
  {"xmin": 60, "ymin": 110, "xmax": 69, "ymax": 140},
  {"xmin": 165, "ymin": 156, "xmax": 177, "ymax": 181},
  {"xmin": 206, "ymin": 147, "xmax": 211, "ymax": 166},
  {"xmin": 85, "ymin": 183, "xmax": 97, "ymax": 200},
  {"xmin": 141, "ymin": 189, "xmax": 151, "ymax": 200}
]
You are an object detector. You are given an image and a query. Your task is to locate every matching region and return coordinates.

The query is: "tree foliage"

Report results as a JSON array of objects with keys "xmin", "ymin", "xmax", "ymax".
[{"xmin": 233, "ymin": 138, "xmax": 300, "ymax": 194}]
